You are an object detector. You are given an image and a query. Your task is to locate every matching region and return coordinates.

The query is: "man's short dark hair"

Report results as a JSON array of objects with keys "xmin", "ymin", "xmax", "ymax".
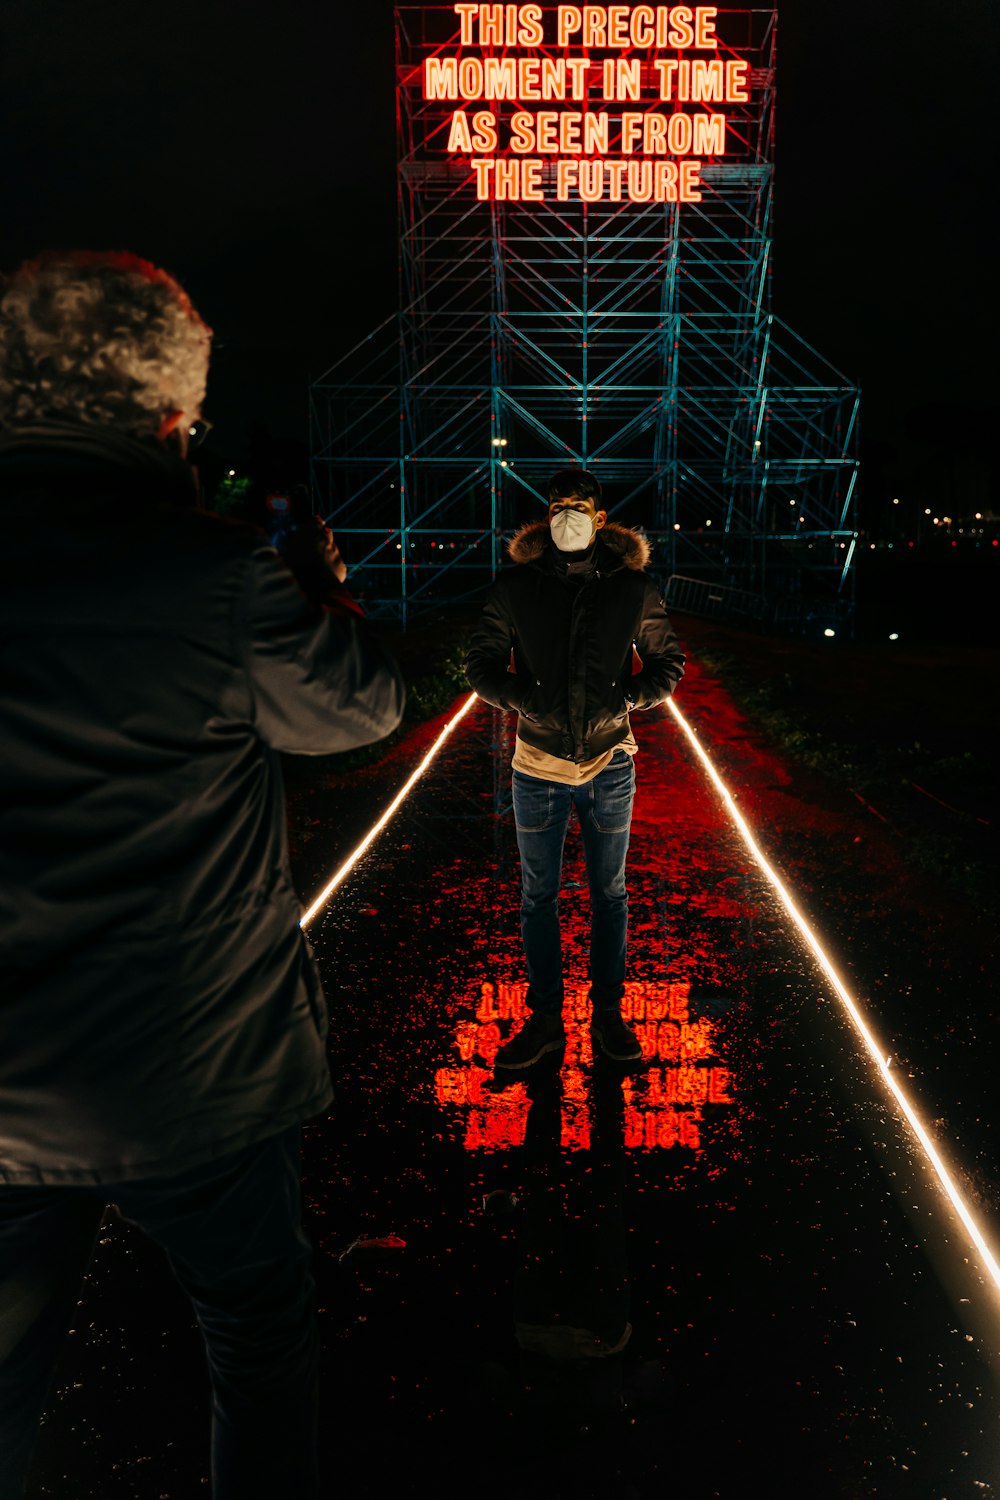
[{"xmin": 547, "ymin": 468, "xmax": 603, "ymax": 506}]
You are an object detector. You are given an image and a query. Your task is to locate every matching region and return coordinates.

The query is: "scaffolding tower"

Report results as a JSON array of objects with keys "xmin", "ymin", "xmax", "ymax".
[{"xmin": 310, "ymin": 5, "xmax": 860, "ymax": 630}]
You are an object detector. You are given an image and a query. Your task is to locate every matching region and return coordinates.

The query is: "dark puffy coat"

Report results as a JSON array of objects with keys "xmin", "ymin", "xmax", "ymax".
[
  {"xmin": 465, "ymin": 520, "xmax": 684, "ymax": 762},
  {"xmin": 0, "ymin": 426, "xmax": 405, "ymax": 1184}
]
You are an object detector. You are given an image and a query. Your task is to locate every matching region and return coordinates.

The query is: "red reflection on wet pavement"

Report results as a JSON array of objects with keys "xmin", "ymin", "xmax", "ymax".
[{"xmin": 435, "ymin": 979, "xmax": 736, "ymax": 1152}]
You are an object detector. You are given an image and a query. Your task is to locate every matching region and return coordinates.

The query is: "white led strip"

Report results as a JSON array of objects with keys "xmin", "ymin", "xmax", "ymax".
[
  {"xmin": 667, "ymin": 696, "xmax": 1000, "ymax": 1296},
  {"xmin": 300, "ymin": 691, "xmax": 479, "ymax": 930}
]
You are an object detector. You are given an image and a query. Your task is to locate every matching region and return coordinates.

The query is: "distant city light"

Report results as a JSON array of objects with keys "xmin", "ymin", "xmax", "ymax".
[
  {"xmin": 673, "ymin": 522, "xmax": 681, "ymax": 531},
  {"xmin": 889, "ymin": 633, "xmax": 899, "ymax": 641},
  {"xmin": 824, "ymin": 628, "xmax": 836, "ymax": 638},
  {"xmin": 924, "ymin": 508, "xmax": 932, "ymax": 515},
  {"xmin": 228, "ymin": 469, "xmax": 236, "ymax": 477},
  {"xmin": 892, "ymin": 497, "xmax": 899, "ymax": 505},
  {"xmin": 705, "ymin": 519, "xmax": 712, "ymax": 526}
]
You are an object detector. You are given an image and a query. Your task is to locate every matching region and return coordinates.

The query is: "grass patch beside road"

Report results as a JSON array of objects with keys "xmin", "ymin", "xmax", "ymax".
[{"xmin": 676, "ymin": 615, "xmax": 1000, "ymax": 899}]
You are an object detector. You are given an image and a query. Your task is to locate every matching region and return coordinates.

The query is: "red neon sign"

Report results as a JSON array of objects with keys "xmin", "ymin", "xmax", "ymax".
[{"xmin": 423, "ymin": 4, "xmax": 750, "ymax": 205}]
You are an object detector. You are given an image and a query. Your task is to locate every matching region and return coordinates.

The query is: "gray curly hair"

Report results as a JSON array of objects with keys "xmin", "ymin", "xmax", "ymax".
[{"xmin": 0, "ymin": 251, "xmax": 212, "ymax": 438}]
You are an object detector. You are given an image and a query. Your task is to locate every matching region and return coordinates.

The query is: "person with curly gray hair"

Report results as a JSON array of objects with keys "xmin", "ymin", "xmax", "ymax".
[
  {"xmin": 0, "ymin": 251, "xmax": 405, "ymax": 1498},
  {"xmin": 0, "ymin": 249, "xmax": 211, "ymax": 439}
]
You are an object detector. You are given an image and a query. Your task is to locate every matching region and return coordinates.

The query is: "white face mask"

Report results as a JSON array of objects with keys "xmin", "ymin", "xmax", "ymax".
[{"xmin": 550, "ymin": 508, "xmax": 595, "ymax": 552}]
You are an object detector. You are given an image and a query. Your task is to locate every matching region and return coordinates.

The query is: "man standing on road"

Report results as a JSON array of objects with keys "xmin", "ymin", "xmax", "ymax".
[
  {"xmin": 0, "ymin": 251, "xmax": 405, "ymax": 1498},
  {"xmin": 466, "ymin": 469, "xmax": 685, "ymax": 1071}
]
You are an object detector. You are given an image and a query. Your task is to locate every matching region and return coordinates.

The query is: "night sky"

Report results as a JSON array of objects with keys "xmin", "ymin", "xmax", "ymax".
[{"xmin": 3, "ymin": 0, "xmax": 997, "ymax": 514}]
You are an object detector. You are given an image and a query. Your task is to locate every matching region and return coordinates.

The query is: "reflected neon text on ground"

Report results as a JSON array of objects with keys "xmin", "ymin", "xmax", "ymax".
[{"xmin": 434, "ymin": 979, "xmax": 735, "ymax": 1152}]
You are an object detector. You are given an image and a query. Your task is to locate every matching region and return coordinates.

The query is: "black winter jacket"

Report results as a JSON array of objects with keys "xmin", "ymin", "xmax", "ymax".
[
  {"xmin": 0, "ymin": 426, "xmax": 405, "ymax": 1184},
  {"xmin": 465, "ymin": 520, "xmax": 684, "ymax": 762}
]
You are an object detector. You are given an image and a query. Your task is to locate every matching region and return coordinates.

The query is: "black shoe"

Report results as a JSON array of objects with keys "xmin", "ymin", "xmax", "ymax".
[
  {"xmin": 494, "ymin": 1013, "xmax": 566, "ymax": 1071},
  {"xmin": 591, "ymin": 1011, "xmax": 643, "ymax": 1062}
]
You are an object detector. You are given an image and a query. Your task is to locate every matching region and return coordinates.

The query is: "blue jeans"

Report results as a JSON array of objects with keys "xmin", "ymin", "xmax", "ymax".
[
  {"xmin": 0, "ymin": 1129, "xmax": 319, "ymax": 1499},
  {"xmin": 512, "ymin": 749, "xmax": 636, "ymax": 1017}
]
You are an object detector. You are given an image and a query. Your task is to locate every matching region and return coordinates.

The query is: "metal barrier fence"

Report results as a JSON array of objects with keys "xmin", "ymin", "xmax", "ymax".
[{"xmin": 664, "ymin": 575, "xmax": 770, "ymax": 625}]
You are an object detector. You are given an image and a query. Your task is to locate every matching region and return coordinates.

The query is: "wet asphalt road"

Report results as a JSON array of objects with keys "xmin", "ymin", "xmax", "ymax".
[{"xmin": 26, "ymin": 676, "xmax": 1000, "ymax": 1498}]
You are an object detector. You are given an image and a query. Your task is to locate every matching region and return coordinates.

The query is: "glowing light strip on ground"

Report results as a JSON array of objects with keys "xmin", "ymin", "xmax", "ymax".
[
  {"xmin": 300, "ymin": 692, "xmax": 479, "ymax": 930},
  {"xmin": 667, "ymin": 697, "xmax": 1000, "ymax": 1297}
]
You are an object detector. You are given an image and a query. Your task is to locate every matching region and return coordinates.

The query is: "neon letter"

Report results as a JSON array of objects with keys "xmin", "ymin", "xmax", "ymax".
[
  {"xmin": 668, "ymin": 6, "xmax": 694, "ymax": 47},
  {"xmin": 620, "ymin": 111, "xmax": 643, "ymax": 154},
  {"xmin": 654, "ymin": 60, "xmax": 678, "ymax": 100},
  {"xmin": 653, "ymin": 160, "xmax": 679, "ymax": 201},
  {"xmin": 605, "ymin": 159, "xmax": 628, "ymax": 200},
  {"xmin": 455, "ymin": 4, "xmax": 478, "ymax": 44},
  {"xmin": 521, "ymin": 158, "xmax": 545, "ymax": 201},
  {"xmin": 519, "ymin": 59, "xmax": 542, "ymax": 99},
  {"xmin": 695, "ymin": 6, "xmax": 719, "ymax": 47},
  {"xmin": 607, "ymin": 5, "xmax": 631, "ymax": 46},
  {"xmin": 447, "ymin": 111, "xmax": 474, "ymax": 153},
  {"xmin": 644, "ymin": 112, "xmax": 668, "ymax": 153},
  {"xmin": 520, "ymin": 3, "xmax": 544, "ymax": 44},
  {"xmin": 627, "ymin": 160, "xmax": 653, "ymax": 202},
  {"xmin": 479, "ymin": 4, "xmax": 503, "ymax": 45},
  {"xmin": 667, "ymin": 111, "xmax": 692, "ymax": 154},
  {"xmin": 579, "ymin": 159, "xmax": 605, "ymax": 201},
  {"xmin": 680, "ymin": 159, "xmax": 703, "ymax": 201},
  {"xmin": 556, "ymin": 158, "xmax": 579, "ymax": 200},
  {"xmin": 494, "ymin": 158, "xmax": 519, "ymax": 199},
  {"xmin": 630, "ymin": 4, "xmax": 655, "ymax": 46},
  {"xmin": 509, "ymin": 110, "xmax": 536, "ymax": 152},
  {"xmin": 540, "ymin": 58, "xmax": 569, "ymax": 99},
  {"xmin": 483, "ymin": 58, "xmax": 517, "ymax": 99},
  {"xmin": 558, "ymin": 5, "xmax": 583, "ymax": 44},
  {"xmin": 691, "ymin": 59, "xmax": 724, "ymax": 102},
  {"xmin": 582, "ymin": 6, "xmax": 608, "ymax": 46},
  {"xmin": 617, "ymin": 59, "xmax": 642, "ymax": 99},
  {"xmin": 536, "ymin": 110, "xmax": 560, "ymax": 152},
  {"xmin": 692, "ymin": 111, "xmax": 725, "ymax": 155},
  {"xmin": 472, "ymin": 110, "xmax": 499, "ymax": 152},
  {"xmin": 726, "ymin": 60, "xmax": 749, "ymax": 101},
  {"xmin": 583, "ymin": 110, "xmax": 609, "ymax": 153},
  {"xmin": 471, "ymin": 158, "xmax": 495, "ymax": 198},
  {"xmin": 566, "ymin": 58, "xmax": 591, "ymax": 98},
  {"xmin": 425, "ymin": 57, "xmax": 458, "ymax": 100},
  {"xmin": 559, "ymin": 111, "xmax": 583, "ymax": 153},
  {"xmin": 459, "ymin": 58, "xmax": 484, "ymax": 98}
]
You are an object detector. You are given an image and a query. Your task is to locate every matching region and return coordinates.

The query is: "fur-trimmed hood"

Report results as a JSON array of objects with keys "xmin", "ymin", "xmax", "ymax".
[{"xmin": 507, "ymin": 518, "xmax": 651, "ymax": 570}]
